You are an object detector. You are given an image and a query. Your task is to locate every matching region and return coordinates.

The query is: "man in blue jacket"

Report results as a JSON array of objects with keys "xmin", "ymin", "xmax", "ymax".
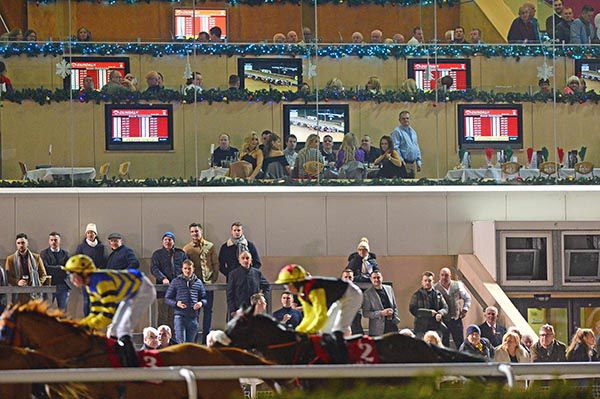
[
  {"xmin": 570, "ymin": 5, "xmax": 595, "ymax": 44},
  {"xmin": 105, "ymin": 233, "xmax": 140, "ymax": 270},
  {"xmin": 165, "ymin": 259, "xmax": 207, "ymax": 343}
]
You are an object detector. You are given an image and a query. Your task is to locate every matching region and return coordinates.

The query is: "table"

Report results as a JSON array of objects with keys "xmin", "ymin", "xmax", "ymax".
[
  {"xmin": 26, "ymin": 167, "xmax": 96, "ymax": 182},
  {"xmin": 445, "ymin": 167, "xmax": 600, "ymax": 182},
  {"xmin": 199, "ymin": 167, "xmax": 228, "ymax": 181}
]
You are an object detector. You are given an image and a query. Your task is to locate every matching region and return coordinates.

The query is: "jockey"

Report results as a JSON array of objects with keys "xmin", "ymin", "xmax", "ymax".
[
  {"xmin": 275, "ymin": 264, "xmax": 363, "ymax": 362},
  {"xmin": 63, "ymin": 254, "xmax": 156, "ymax": 367}
]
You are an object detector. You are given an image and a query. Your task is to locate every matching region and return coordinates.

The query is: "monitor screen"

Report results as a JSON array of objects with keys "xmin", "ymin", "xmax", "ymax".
[
  {"xmin": 173, "ymin": 8, "xmax": 227, "ymax": 40},
  {"xmin": 407, "ymin": 58, "xmax": 471, "ymax": 91},
  {"xmin": 506, "ymin": 251, "xmax": 535, "ymax": 279},
  {"xmin": 65, "ymin": 57, "xmax": 130, "ymax": 91},
  {"xmin": 569, "ymin": 251, "xmax": 600, "ymax": 277},
  {"xmin": 575, "ymin": 59, "xmax": 600, "ymax": 93},
  {"xmin": 105, "ymin": 104, "xmax": 174, "ymax": 151},
  {"xmin": 457, "ymin": 104, "xmax": 523, "ymax": 149},
  {"xmin": 283, "ymin": 104, "xmax": 349, "ymax": 146},
  {"xmin": 237, "ymin": 58, "xmax": 302, "ymax": 92}
]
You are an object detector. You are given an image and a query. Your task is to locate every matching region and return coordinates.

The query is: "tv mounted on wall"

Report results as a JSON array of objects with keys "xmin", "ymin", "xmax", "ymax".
[
  {"xmin": 64, "ymin": 56, "xmax": 130, "ymax": 91},
  {"xmin": 457, "ymin": 104, "xmax": 523, "ymax": 149},
  {"xmin": 105, "ymin": 104, "xmax": 174, "ymax": 151},
  {"xmin": 282, "ymin": 104, "xmax": 349, "ymax": 148},
  {"xmin": 237, "ymin": 58, "xmax": 302, "ymax": 93},
  {"xmin": 407, "ymin": 58, "xmax": 471, "ymax": 91},
  {"xmin": 173, "ymin": 8, "xmax": 228, "ymax": 40}
]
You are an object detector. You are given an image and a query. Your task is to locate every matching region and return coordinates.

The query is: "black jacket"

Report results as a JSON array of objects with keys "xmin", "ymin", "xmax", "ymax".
[
  {"xmin": 459, "ymin": 337, "xmax": 494, "ymax": 359},
  {"xmin": 478, "ymin": 322, "xmax": 507, "ymax": 347},
  {"xmin": 226, "ymin": 266, "xmax": 270, "ymax": 314},
  {"xmin": 150, "ymin": 247, "xmax": 188, "ymax": 283},
  {"xmin": 75, "ymin": 239, "xmax": 107, "ymax": 269},
  {"xmin": 105, "ymin": 244, "xmax": 140, "ymax": 270},
  {"xmin": 218, "ymin": 240, "xmax": 261, "ymax": 280},
  {"xmin": 346, "ymin": 252, "xmax": 378, "ymax": 283},
  {"xmin": 567, "ymin": 343, "xmax": 598, "ymax": 362},
  {"xmin": 531, "ymin": 340, "xmax": 567, "ymax": 362},
  {"xmin": 40, "ymin": 247, "xmax": 70, "ymax": 290},
  {"xmin": 409, "ymin": 288, "xmax": 448, "ymax": 333}
]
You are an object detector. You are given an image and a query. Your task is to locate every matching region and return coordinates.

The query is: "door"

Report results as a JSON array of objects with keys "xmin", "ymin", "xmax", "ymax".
[{"xmin": 514, "ymin": 298, "xmax": 570, "ymax": 344}]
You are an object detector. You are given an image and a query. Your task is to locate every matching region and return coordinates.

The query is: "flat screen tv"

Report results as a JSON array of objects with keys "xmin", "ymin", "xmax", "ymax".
[
  {"xmin": 506, "ymin": 249, "xmax": 541, "ymax": 280},
  {"xmin": 105, "ymin": 104, "xmax": 174, "ymax": 151},
  {"xmin": 565, "ymin": 249, "xmax": 600, "ymax": 282},
  {"xmin": 173, "ymin": 8, "xmax": 227, "ymax": 40},
  {"xmin": 237, "ymin": 58, "xmax": 302, "ymax": 92},
  {"xmin": 407, "ymin": 58, "xmax": 471, "ymax": 91},
  {"xmin": 283, "ymin": 104, "xmax": 349, "ymax": 147},
  {"xmin": 65, "ymin": 56, "xmax": 130, "ymax": 91},
  {"xmin": 575, "ymin": 58, "xmax": 600, "ymax": 93},
  {"xmin": 457, "ymin": 104, "xmax": 523, "ymax": 149}
]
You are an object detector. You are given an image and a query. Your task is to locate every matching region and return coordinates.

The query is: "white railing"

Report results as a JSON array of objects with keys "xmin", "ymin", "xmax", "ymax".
[{"xmin": 2, "ymin": 363, "xmax": 600, "ymax": 399}]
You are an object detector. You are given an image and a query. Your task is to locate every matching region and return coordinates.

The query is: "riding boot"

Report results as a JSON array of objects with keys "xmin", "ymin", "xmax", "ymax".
[
  {"xmin": 332, "ymin": 331, "xmax": 348, "ymax": 364},
  {"xmin": 117, "ymin": 335, "xmax": 139, "ymax": 367}
]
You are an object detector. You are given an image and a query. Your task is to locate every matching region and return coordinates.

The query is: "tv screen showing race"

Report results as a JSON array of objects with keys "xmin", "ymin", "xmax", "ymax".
[
  {"xmin": 173, "ymin": 9, "xmax": 227, "ymax": 40},
  {"xmin": 105, "ymin": 104, "xmax": 174, "ymax": 151},
  {"xmin": 457, "ymin": 104, "xmax": 523, "ymax": 149},
  {"xmin": 283, "ymin": 104, "xmax": 349, "ymax": 145},
  {"xmin": 575, "ymin": 59, "xmax": 600, "ymax": 92},
  {"xmin": 407, "ymin": 58, "xmax": 471, "ymax": 91},
  {"xmin": 66, "ymin": 57, "xmax": 130, "ymax": 91},
  {"xmin": 238, "ymin": 58, "xmax": 302, "ymax": 92}
]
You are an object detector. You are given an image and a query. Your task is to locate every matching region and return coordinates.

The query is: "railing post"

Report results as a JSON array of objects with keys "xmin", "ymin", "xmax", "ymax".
[
  {"xmin": 497, "ymin": 363, "xmax": 515, "ymax": 388},
  {"xmin": 179, "ymin": 368, "xmax": 198, "ymax": 399}
]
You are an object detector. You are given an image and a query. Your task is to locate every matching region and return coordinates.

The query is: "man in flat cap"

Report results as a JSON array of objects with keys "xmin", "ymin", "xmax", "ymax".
[{"xmin": 105, "ymin": 232, "xmax": 140, "ymax": 270}]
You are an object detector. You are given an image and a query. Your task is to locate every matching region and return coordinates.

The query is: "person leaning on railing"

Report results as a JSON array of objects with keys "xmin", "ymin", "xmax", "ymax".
[{"xmin": 531, "ymin": 324, "xmax": 567, "ymax": 362}]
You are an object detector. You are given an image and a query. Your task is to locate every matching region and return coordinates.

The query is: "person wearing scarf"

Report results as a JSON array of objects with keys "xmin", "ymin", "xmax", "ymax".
[
  {"xmin": 346, "ymin": 237, "xmax": 379, "ymax": 283},
  {"xmin": 218, "ymin": 222, "xmax": 261, "ymax": 281},
  {"xmin": 75, "ymin": 223, "xmax": 107, "ymax": 316},
  {"xmin": 5, "ymin": 233, "xmax": 47, "ymax": 303},
  {"xmin": 459, "ymin": 324, "xmax": 494, "ymax": 360}
]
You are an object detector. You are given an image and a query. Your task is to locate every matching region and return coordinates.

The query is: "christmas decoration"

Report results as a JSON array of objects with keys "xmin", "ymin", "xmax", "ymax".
[
  {"xmin": 55, "ymin": 59, "xmax": 71, "ymax": 79},
  {"xmin": 536, "ymin": 61, "xmax": 554, "ymax": 80}
]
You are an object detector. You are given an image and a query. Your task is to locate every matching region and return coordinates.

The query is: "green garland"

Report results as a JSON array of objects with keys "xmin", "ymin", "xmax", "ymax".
[{"xmin": 3, "ymin": 87, "xmax": 599, "ymax": 106}]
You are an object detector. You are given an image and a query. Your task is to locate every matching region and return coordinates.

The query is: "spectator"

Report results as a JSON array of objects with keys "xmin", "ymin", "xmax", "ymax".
[
  {"xmin": 424, "ymin": 331, "xmax": 443, "ymax": 347},
  {"xmin": 390, "ymin": 110, "xmax": 422, "ymax": 178},
  {"xmin": 522, "ymin": 333, "xmax": 534, "ymax": 352},
  {"xmin": 494, "ymin": 331, "xmax": 531, "ymax": 362},
  {"xmin": 75, "ymin": 223, "xmax": 106, "ymax": 316},
  {"xmin": 409, "ymin": 271, "xmax": 448, "ymax": 338},
  {"xmin": 365, "ymin": 77, "xmax": 381, "ymax": 94},
  {"xmin": 151, "ymin": 231, "xmax": 187, "ymax": 326},
  {"xmin": 144, "ymin": 71, "xmax": 163, "ymax": 95},
  {"xmin": 407, "ymin": 27, "xmax": 424, "ymax": 44},
  {"xmin": 400, "ymin": 78, "xmax": 417, "ymax": 93},
  {"xmin": 141, "ymin": 327, "xmax": 160, "ymax": 350},
  {"xmin": 478, "ymin": 305, "xmax": 507, "ymax": 347},
  {"xmin": 436, "ymin": 76, "xmax": 454, "ymax": 94},
  {"xmin": 351, "ymin": 32, "xmax": 364, "ymax": 44},
  {"xmin": 595, "ymin": 14, "xmax": 600, "ymax": 43},
  {"xmin": 443, "ymin": 30, "xmax": 454, "ymax": 43},
  {"xmin": 399, "ymin": 328, "xmax": 416, "ymax": 337},
  {"xmin": 228, "ymin": 74, "xmax": 240, "ymax": 89},
  {"xmin": 507, "ymin": 5, "xmax": 538, "ymax": 43},
  {"xmin": 219, "ymin": 222, "xmax": 261, "ymax": 280},
  {"xmin": 182, "ymin": 223, "xmax": 219, "ymax": 344},
  {"xmin": 302, "ymin": 27, "xmax": 314, "ymax": 43},
  {"xmin": 184, "ymin": 72, "xmax": 203, "ymax": 94},
  {"xmin": 157, "ymin": 325, "xmax": 177, "ymax": 348},
  {"xmin": 40, "ymin": 232, "xmax": 70, "ymax": 311},
  {"xmin": 563, "ymin": 75, "xmax": 580, "ymax": 95},
  {"xmin": 122, "ymin": 73, "xmax": 139, "ymax": 91},
  {"xmin": 157, "ymin": 72, "xmax": 165, "ymax": 88},
  {"xmin": 198, "ymin": 31, "xmax": 210, "ymax": 42},
  {"xmin": 453, "ymin": 26, "xmax": 467, "ymax": 44},
  {"xmin": 294, "ymin": 133, "xmax": 324, "ymax": 178},
  {"xmin": 570, "ymin": 5, "xmax": 595, "ymax": 44},
  {"xmin": 325, "ymin": 77, "xmax": 344, "ymax": 92},
  {"xmin": 259, "ymin": 130, "xmax": 272, "ymax": 151},
  {"xmin": 360, "ymin": 134, "xmax": 382, "ymax": 164},
  {"xmin": 392, "ymin": 33, "xmax": 405, "ymax": 43},
  {"xmin": 531, "ymin": 324, "xmax": 566, "ymax": 362},
  {"xmin": 459, "ymin": 325, "xmax": 494, "ymax": 359},
  {"xmin": 363, "ymin": 270, "xmax": 399, "ymax": 336},
  {"xmin": 579, "ymin": 78, "xmax": 587, "ymax": 93},
  {"xmin": 336, "ymin": 132, "xmax": 365, "ymax": 169},
  {"xmin": 537, "ymin": 78, "xmax": 552, "ymax": 95},
  {"xmin": 105, "ymin": 232, "xmax": 140, "ymax": 270},
  {"xmin": 0, "ymin": 265, "xmax": 7, "ymax": 313},
  {"xmin": 24, "ymin": 29, "xmax": 37, "ymax": 41},
  {"xmin": 209, "ymin": 26, "xmax": 223, "ymax": 42},
  {"xmin": 470, "ymin": 28, "xmax": 483, "ymax": 44},
  {"xmin": 238, "ymin": 131, "xmax": 264, "ymax": 180},
  {"xmin": 76, "ymin": 27, "xmax": 92, "ymax": 42},
  {"xmin": 262, "ymin": 133, "xmax": 291, "ymax": 177},
  {"xmin": 546, "ymin": 0, "xmax": 565, "ymax": 40},
  {"xmin": 250, "ymin": 292, "xmax": 267, "ymax": 315},
  {"xmin": 7, "ymin": 29, "xmax": 24, "ymax": 41},
  {"xmin": 523, "ymin": 2, "xmax": 541, "ymax": 41},
  {"xmin": 273, "ymin": 33, "xmax": 286, "ymax": 43},
  {"xmin": 226, "ymin": 250, "xmax": 270, "ymax": 317},
  {"xmin": 566, "ymin": 328, "xmax": 598, "ymax": 361},
  {"xmin": 286, "ymin": 30, "xmax": 299, "ymax": 43},
  {"xmin": 321, "ymin": 134, "xmax": 337, "ymax": 166},
  {"xmin": 556, "ymin": 7, "xmax": 574, "ymax": 43},
  {"xmin": 434, "ymin": 267, "xmax": 471, "ymax": 349},
  {"xmin": 374, "ymin": 135, "xmax": 404, "ymax": 178},
  {"xmin": 80, "ymin": 75, "xmax": 96, "ymax": 93},
  {"xmin": 0, "ymin": 61, "xmax": 14, "ymax": 95},
  {"xmin": 101, "ymin": 70, "xmax": 127, "ymax": 96},
  {"xmin": 165, "ymin": 259, "xmax": 207, "ymax": 343},
  {"xmin": 340, "ymin": 269, "xmax": 363, "ymax": 335},
  {"xmin": 212, "ymin": 133, "xmax": 239, "ymax": 168},
  {"xmin": 273, "ymin": 291, "xmax": 303, "ymax": 329},
  {"xmin": 5, "ymin": 233, "xmax": 48, "ymax": 303},
  {"xmin": 346, "ymin": 237, "xmax": 378, "ymax": 283},
  {"xmin": 284, "ymin": 134, "xmax": 298, "ymax": 169},
  {"xmin": 370, "ymin": 29, "xmax": 383, "ymax": 43}
]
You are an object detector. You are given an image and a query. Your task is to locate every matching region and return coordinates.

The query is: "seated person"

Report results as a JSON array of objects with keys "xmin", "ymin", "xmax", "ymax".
[
  {"xmin": 262, "ymin": 133, "xmax": 291, "ymax": 177},
  {"xmin": 536, "ymin": 78, "xmax": 552, "ymax": 95},
  {"xmin": 436, "ymin": 75, "xmax": 454, "ymax": 93},
  {"xmin": 209, "ymin": 26, "xmax": 223, "ymax": 42},
  {"xmin": 360, "ymin": 135, "xmax": 382, "ymax": 164},
  {"xmin": 101, "ymin": 70, "xmax": 127, "ymax": 95},
  {"xmin": 563, "ymin": 75, "xmax": 580, "ymax": 95},
  {"xmin": 228, "ymin": 74, "xmax": 240, "ymax": 90},
  {"xmin": 157, "ymin": 72, "xmax": 165, "ymax": 89},
  {"xmin": 198, "ymin": 31, "xmax": 210, "ymax": 42},
  {"xmin": 295, "ymin": 133, "xmax": 325, "ymax": 178},
  {"xmin": 184, "ymin": 71, "xmax": 203, "ymax": 94},
  {"xmin": 0, "ymin": 61, "xmax": 14, "ymax": 95},
  {"xmin": 351, "ymin": 32, "xmax": 363, "ymax": 44},
  {"xmin": 392, "ymin": 33, "xmax": 405, "ymax": 43},
  {"xmin": 122, "ymin": 73, "xmax": 139, "ymax": 92},
  {"xmin": 24, "ymin": 29, "xmax": 37, "ymax": 41},
  {"xmin": 321, "ymin": 134, "xmax": 337, "ymax": 166},
  {"xmin": 325, "ymin": 77, "xmax": 344, "ymax": 92},
  {"xmin": 286, "ymin": 30, "xmax": 299, "ymax": 43},
  {"xmin": 273, "ymin": 33, "xmax": 286, "ymax": 43},
  {"xmin": 336, "ymin": 132, "xmax": 365, "ymax": 169},
  {"xmin": 374, "ymin": 136, "xmax": 404, "ymax": 178},
  {"xmin": 370, "ymin": 29, "xmax": 383, "ymax": 43},
  {"xmin": 76, "ymin": 27, "xmax": 92, "ymax": 42},
  {"xmin": 144, "ymin": 71, "xmax": 163, "ymax": 95},
  {"xmin": 459, "ymin": 324, "xmax": 494, "ymax": 359},
  {"xmin": 79, "ymin": 75, "xmax": 96, "ymax": 93},
  {"xmin": 141, "ymin": 326, "xmax": 159, "ymax": 350},
  {"xmin": 365, "ymin": 77, "xmax": 381, "ymax": 94},
  {"xmin": 238, "ymin": 131, "xmax": 264, "ymax": 179},
  {"xmin": 212, "ymin": 133, "xmax": 239, "ymax": 167}
]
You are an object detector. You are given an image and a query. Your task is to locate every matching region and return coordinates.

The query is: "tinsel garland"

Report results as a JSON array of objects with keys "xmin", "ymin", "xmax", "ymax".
[
  {"xmin": 3, "ymin": 87, "xmax": 599, "ymax": 106},
  {"xmin": 0, "ymin": 42, "xmax": 597, "ymax": 59},
  {"xmin": 29, "ymin": 0, "xmax": 458, "ymax": 6}
]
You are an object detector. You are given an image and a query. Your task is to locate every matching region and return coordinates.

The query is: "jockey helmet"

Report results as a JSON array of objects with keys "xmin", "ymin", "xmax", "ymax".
[
  {"xmin": 275, "ymin": 264, "xmax": 308, "ymax": 284},
  {"xmin": 64, "ymin": 254, "xmax": 97, "ymax": 274}
]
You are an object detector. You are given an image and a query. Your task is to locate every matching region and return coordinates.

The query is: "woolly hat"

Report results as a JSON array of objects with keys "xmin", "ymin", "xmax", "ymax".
[
  {"xmin": 357, "ymin": 237, "xmax": 370, "ymax": 252},
  {"xmin": 85, "ymin": 223, "xmax": 97, "ymax": 234},
  {"xmin": 466, "ymin": 324, "xmax": 481, "ymax": 336},
  {"xmin": 162, "ymin": 231, "xmax": 176, "ymax": 241}
]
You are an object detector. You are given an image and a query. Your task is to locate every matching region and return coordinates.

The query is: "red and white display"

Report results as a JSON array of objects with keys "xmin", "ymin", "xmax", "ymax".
[
  {"xmin": 174, "ymin": 9, "xmax": 227, "ymax": 39},
  {"xmin": 413, "ymin": 62, "xmax": 468, "ymax": 90},
  {"xmin": 111, "ymin": 109, "xmax": 170, "ymax": 143},
  {"xmin": 70, "ymin": 60, "xmax": 127, "ymax": 91},
  {"xmin": 462, "ymin": 108, "xmax": 519, "ymax": 142}
]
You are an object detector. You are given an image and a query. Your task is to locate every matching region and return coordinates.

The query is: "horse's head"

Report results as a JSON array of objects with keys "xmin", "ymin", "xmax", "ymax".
[{"xmin": 224, "ymin": 305, "xmax": 296, "ymax": 351}]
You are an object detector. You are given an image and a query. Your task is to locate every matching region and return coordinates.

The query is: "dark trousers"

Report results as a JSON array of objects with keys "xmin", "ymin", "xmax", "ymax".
[
  {"xmin": 82, "ymin": 287, "xmax": 90, "ymax": 316},
  {"xmin": 443, "ymin": 318, "xmax": 465, "ymax": 349},
  {"xmin": 200, "ymin": 290, "xmax": 214, "ymax": 344},
  {"xmin": 52, "ymin": 289, "xmax": 69, "ymax": 312},
  {"xmin": 399, "ymin": 162, "xmax": 416, "ymax": 178}
]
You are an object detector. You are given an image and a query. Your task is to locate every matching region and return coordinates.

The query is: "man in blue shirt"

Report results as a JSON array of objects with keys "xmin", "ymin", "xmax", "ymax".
[
  {"xmin": 570, "ymin": 5, "xmax": 595, "ymax": 44},
  {"xmin": 272, "ymin": 291, "xmax": 303, "ymax": 329},
  {"xmin": 390, "ymin": 110, "xmax": 422, "ymax": 178}
]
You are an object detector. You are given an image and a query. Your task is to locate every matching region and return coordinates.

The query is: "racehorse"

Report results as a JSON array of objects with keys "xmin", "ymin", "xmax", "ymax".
[
  {"xmin": 220, "ymin": 306, "xmax": 485, "ymax": 365},
  {"xmin": 0, "ymin": 301, "xmax": 278, "ymax": 399},
  {"xmin": 0, "ymin": 345, "xmax": 91, "ymax": 399}
]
